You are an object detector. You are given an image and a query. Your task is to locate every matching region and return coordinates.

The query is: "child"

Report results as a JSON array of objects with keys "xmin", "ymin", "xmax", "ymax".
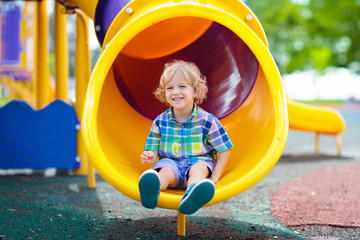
[{"xmin": 138, "ymin": 60, "xmax": 233, "ymax": 215}]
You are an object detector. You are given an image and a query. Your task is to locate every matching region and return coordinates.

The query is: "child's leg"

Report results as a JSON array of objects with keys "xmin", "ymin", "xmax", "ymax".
[
  {"xmin": 152, "ymin": 158, "xmax": 184, "ymax": 189},
  {"xmin": 179, "ymin": 161, "xmax": 215, "ymax": 215},
  {"xmin": 187, "ymin": 161, "xmax": 209, "ymax": 187},
  {"xmin": 138, "ymin": 162, "xmax": 178, "ymax": 209},
  {"xmin": 158, "ymin": 166, "xmax": 177, "ymax": 190},
  {"xmin": 138, "ymin": 169, "xmax": 161, "ymax": 209}
]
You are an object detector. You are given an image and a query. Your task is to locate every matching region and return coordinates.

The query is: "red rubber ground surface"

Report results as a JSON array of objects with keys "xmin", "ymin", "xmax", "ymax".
[{"xmin": 271, "ymin": 161, "xmax": 360, "ymax": 227}]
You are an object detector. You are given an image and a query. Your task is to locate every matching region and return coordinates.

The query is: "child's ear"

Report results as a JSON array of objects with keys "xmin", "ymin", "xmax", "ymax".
[{"xmin": 193, "ymin": 87, "xmax": 198, "ymax": 97}]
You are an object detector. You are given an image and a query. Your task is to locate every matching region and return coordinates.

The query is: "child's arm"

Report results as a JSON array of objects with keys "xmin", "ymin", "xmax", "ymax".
[
  {"xmin": 210, "ymin": 148, "xmax": 231, "ymax": 183},
  {"xmin": 140, "ymin": 150, "xmax": 159, "ymax": 165}
]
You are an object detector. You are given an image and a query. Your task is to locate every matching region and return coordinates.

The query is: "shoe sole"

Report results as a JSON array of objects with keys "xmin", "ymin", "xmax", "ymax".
[
  {"xmin": 138, "ymin": 170, "xmax": 160, "ymax": 209},
  {"xmin": 179, "ymin": 179, "xmax": 215, "ymax": 215}
]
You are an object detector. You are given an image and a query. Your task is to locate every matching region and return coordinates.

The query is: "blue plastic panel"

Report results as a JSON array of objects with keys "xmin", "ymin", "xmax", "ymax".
[{"xmin": 0, "ymin": 100, "xmax": 78, "ymax": 170}]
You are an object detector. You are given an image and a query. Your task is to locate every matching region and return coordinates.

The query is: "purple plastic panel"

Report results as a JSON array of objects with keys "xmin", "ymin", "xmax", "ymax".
[
  {"xmin": 94, "ymin": 0, "xmax": 132, "ymax": 45},
  {"xmin": 112, "ymin": 22, "xmax": 258, "ymax": 120},
  {"xmin": 1, "ymin": 2, "xmax": 21, "ymax": 61}
]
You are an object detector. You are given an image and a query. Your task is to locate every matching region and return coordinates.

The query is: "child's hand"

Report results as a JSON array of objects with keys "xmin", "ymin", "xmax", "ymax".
[{"xmin": 140, "ymin": 151, "xmax": 157, "ymax": 164}]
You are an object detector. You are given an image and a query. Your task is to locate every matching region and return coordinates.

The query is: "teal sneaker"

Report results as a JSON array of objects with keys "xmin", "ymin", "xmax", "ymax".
[
  {"xmin": 179, "ymin": 179, "xmax": 215, "ymax": 215},
  {"xmin": 138, "ymin": 169, "xmax": 161, "ymax": 209}
]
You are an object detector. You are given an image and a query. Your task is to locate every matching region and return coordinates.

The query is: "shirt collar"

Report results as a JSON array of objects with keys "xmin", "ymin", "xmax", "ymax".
[{"xmin": 168, "ymin": 104, "xmax": 199, "ymax": 123}]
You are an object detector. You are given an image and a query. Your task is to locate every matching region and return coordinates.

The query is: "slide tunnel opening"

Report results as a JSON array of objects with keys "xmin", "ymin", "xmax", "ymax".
[
  {"xmin": 111, "ymin": 17, "xmax": 259, "ymax": 120},
  {"xmin": 89, "ymin": 9, "xmax": 286, "ymax": 208}
]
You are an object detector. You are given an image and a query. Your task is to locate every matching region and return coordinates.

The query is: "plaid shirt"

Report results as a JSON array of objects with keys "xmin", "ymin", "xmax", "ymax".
[{"xmin": 144, "ymin": 105, "xmax": 233, "ymax": 163}]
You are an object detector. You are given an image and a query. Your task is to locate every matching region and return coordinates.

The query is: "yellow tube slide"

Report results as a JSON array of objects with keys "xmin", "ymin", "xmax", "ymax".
[
  {"xmin": 82, "ymin": 0, "xmax": 288, "ymax": 210},
  {"xmin": 287, "ymin": 97, "xmax": 346, "ymax": 134}
]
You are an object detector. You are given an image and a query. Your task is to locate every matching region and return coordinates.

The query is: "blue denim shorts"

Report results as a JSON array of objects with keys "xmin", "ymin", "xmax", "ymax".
[{"xmin": 152, "ymin": 158, "xmax": 214, "ymax": 189}]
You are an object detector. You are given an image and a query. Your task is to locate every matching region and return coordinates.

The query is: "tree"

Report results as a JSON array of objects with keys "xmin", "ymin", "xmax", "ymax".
[{"xmin": 246, "ymin": 0, "xmax": 360, "ymax": 75}]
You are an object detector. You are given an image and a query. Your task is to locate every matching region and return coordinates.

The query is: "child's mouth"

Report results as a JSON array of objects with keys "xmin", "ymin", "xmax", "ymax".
[{"xmin": 172, "ymin": 97, "xmax": 183, "ymax": 102}]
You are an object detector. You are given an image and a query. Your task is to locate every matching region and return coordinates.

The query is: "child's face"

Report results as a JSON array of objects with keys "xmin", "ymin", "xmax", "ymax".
[{"xmin": 165, "ymin": 71, "xmax": 196, "ymax": 113}]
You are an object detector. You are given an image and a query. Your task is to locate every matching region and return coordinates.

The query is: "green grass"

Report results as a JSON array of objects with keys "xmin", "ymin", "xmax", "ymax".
[{"xmin": 296, "ymin": 99, "xmax": 345, "ymax": 106}]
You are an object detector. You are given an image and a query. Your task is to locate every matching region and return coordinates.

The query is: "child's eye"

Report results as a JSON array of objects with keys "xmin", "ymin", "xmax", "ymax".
[
  {"xmin": 180, "ymin": 85, "xmax": 186, "ymax": 88},
  {"xmin": 166, "ymin": 87, "xmax": 173, "ymax": 90}
]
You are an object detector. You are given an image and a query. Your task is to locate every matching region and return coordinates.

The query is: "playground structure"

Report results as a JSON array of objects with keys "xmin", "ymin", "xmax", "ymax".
[
  {"xmin": 287, "ymin": 96, "xmax": 345, "ymax": 155},
  {"xmin": 0, "ymin": 1, "xmax": 92, "ymax": 175},
  {"xmin": 0, "ymin": 2, "xmax": 35, "ymax": 107},
  {"xmin": 0, "ymin": 0, "xmax": 346, "ymax": 236}
]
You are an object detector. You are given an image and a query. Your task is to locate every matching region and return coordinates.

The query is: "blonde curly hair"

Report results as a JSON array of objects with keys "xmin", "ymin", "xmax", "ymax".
[{"xmin": 154, "ymin": 60, "xmax": 208, "ymax": 105}]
